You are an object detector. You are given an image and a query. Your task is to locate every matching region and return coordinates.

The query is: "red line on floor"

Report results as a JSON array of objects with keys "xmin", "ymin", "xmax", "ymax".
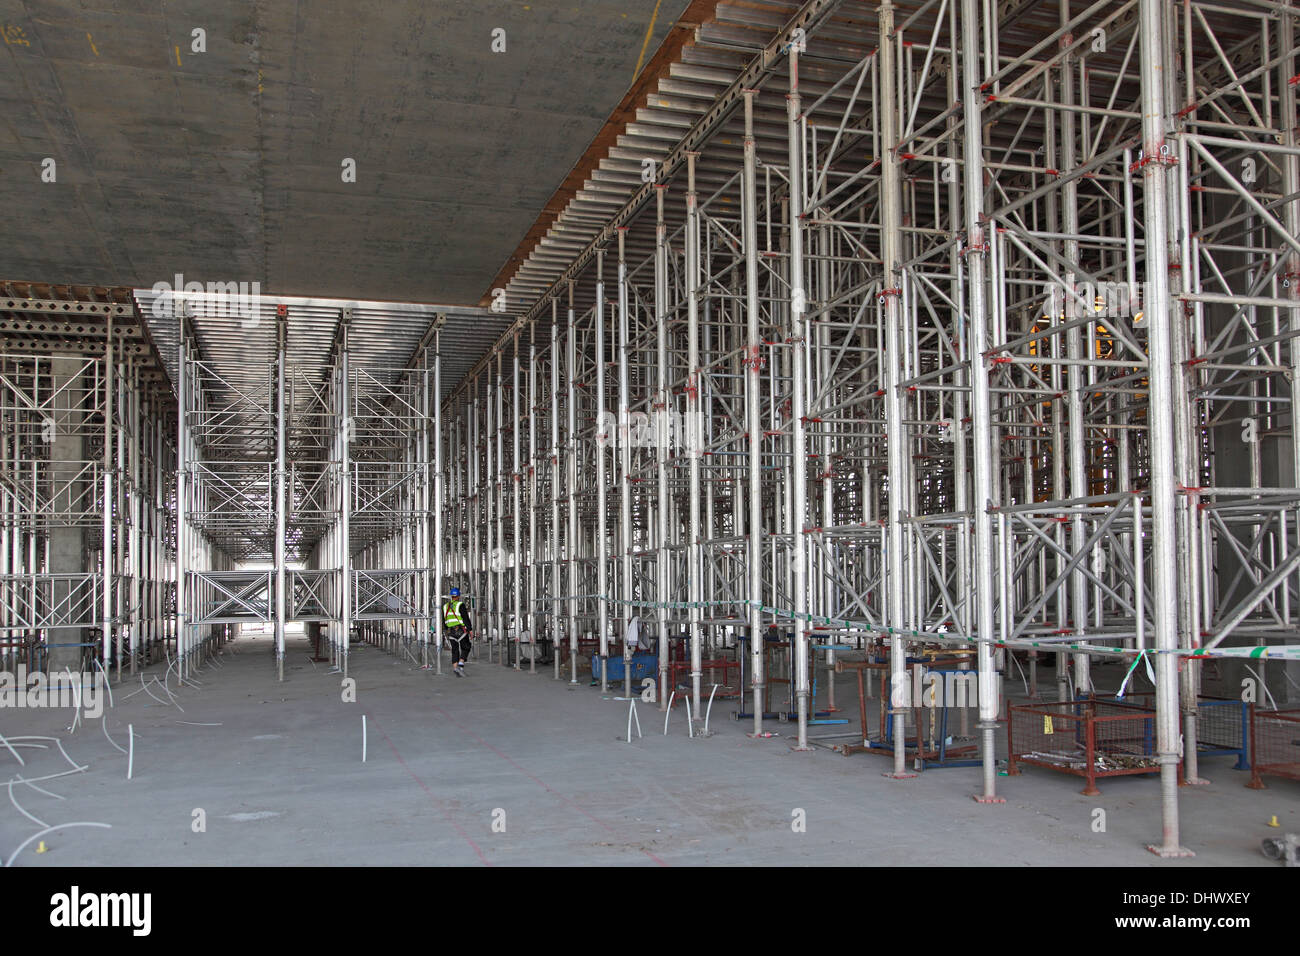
[
  {"xmin": 370, "ymin": 715, "xmax": 492, "ymax": 866},
  {"xmin": 427, "ymin": 701, "xmax": 669, "ymax": 867}
]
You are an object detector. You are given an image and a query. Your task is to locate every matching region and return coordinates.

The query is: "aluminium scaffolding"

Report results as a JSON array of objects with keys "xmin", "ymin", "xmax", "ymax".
[
  {"xmin": 4, "ymin": 0, "xmax": 1298, "ymax": 863},
  {"xmin": 0, "ymin": 285, "xmax": 180, "ymax": 678},
  {"xmin": 436, "ymin": 0, "xmax": 1300, "ymax": 857}
]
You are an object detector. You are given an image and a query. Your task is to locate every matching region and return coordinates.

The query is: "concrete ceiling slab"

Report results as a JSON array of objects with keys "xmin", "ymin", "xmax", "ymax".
[{"xmin": 0, "ymin": 0, "xmax": 688, "ymax": 305}]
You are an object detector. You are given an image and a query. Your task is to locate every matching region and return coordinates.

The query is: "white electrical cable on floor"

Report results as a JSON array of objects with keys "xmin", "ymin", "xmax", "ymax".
[
  {"xmin": 13, "ymin": 775, "xmax": 64, "ymax": 800},
  {"xmin": 162, "ymin": 663, "xmax": 192, "ymax": 698},
  {"xmin": 154, "ymin": 677, "xmax": 185, "ymax": 711},
  {"xmin": 4, "ymin": 822, "xmax": 111, "ymax": 868},
  {"xmin": 704, "ymin": 684, "xmax": 719, "ymax": 735},
  {"xmin": 59, "ymin": 667, "xmax": 84, "ymax": 736},
  {"xmin": 625, "ymin": 699, "xmax": 642, "ymax": 742},
  {"xmin": 92, "ymin": 658, "xmax": 115, "ymax": 709},
  {"xmin": 9, "ymin": 737, "xmax": 85, "ymax": 772},
  {"xmin": 147, "ymin": 675, "xmax": 184, "ymax": 713},
  {"xmin": 0, "ymin": 730, "xmax": 26, "ymax": 767},
  {"xmin": 11, "ymin": 768, "xmax": 85, "ymax": 786},
  {"xmin": 101, "ymin": 715, "xmax": 127, "ymax": 755},
  {"xmin": 139, "ymin": 673, "xmax": 168, "ymax": 707},
  {"xmin": 6, "ymin": 778, "xmax": 48, "ymax": 828}
]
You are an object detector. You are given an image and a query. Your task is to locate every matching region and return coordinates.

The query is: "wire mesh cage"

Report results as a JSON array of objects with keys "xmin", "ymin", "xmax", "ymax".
[
  {"xmin": 1007, "ymin": 698, "xmax": 1162, "ymax": 795},
  {"xmin": 1248, "ymin": 707, "xmax": 1300, "ymax": 789}
]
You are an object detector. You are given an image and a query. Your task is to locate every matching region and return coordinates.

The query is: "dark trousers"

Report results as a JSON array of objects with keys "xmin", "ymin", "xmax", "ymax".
[{"xmin": 446, "ymin": 625, "xmax": 471, "ymax": 664}]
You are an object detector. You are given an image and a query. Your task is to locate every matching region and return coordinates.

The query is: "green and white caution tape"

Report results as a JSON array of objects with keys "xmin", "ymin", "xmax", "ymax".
[
  {"xmin": 527, "ymin": 592, "xmax": 1300, "ymax": 662},
  {"xmin": 1116, "ymin": 648, "xmax": 1155, "ymax": 699}
]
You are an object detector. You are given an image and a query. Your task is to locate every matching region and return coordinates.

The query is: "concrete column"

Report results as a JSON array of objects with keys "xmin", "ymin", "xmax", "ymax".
[{"xmin": 47, "ymin": 356, "xmax": 88, "ymax": 673}]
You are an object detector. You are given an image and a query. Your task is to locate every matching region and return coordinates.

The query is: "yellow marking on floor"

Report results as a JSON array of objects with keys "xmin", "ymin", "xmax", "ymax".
[
  {"xmin": 175, "ymin": 44, "xmax": 181, "ymax": 66},
  {"xmin": 86, "ymin": 32, "xmax": 98, "ymax": 55},
  {"xmin": 632, "ymin": 0, "xmax": 663, "ymax": 81}
]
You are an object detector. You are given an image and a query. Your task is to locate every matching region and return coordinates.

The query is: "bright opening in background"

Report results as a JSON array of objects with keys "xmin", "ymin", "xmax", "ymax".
[{"xmin": 235, "ymin": 562, "xmax": 306, "ymax": 639}]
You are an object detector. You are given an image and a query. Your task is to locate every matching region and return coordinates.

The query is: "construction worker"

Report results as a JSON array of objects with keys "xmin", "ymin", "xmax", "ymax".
[{"xmin": 441, "ymin": 587, "xmax": 474, "ymax": 677}]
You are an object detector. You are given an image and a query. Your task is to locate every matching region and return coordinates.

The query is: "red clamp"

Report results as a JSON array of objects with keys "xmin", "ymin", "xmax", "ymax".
[{"xmin": 1129, "ymin": 149, "xmax": 1179, "ymax": 173}]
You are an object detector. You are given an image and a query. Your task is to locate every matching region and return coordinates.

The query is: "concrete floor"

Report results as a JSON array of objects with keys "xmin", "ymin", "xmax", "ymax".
[{"xmin": 2, "ymin": 637, "xmax": 1293, "ymax": 866}]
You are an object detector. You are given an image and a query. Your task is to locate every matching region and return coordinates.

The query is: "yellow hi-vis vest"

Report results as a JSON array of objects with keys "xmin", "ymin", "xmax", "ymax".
[{"xmin": 443, "ymin": 600, "xmax": 465, "ymax": 628}]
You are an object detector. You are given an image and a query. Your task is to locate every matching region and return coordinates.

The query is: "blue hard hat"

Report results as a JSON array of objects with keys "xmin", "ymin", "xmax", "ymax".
[{"xmin": 450, "ymin": 587, "xmax": 460, "ymax": 597}]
